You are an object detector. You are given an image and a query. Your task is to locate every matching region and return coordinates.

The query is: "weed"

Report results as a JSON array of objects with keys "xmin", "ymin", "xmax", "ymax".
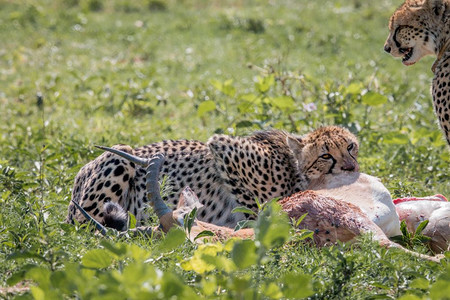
[{"xmin": 0, "ymin": 0, "xmax": 448, "ymax": 298}]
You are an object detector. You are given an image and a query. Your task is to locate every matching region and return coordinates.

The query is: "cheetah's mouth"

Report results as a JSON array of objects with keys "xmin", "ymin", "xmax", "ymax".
[{"xmin": 400, "ymin": 47, "xmax": 415, "ymax": 65}]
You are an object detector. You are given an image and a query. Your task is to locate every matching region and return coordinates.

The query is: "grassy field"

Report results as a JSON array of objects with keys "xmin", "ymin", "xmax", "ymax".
[{"xmin": 0, "ymin": 0, "xmax": 449, "ymax": 298}]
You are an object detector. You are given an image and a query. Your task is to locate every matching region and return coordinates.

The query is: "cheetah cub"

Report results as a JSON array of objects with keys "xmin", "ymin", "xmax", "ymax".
[
  {"xmin": 384, "ymin": 0, "xmax": 450, "ymax": 145},
  {"xmin": 66, "ymin": 126, "xmax": 359, "ymax": 228}
]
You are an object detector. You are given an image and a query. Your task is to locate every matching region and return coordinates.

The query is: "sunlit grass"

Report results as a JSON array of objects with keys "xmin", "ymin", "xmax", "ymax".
[{"xmin": 0, "ymin": 0, "xmax": 448, "ymax": 298}]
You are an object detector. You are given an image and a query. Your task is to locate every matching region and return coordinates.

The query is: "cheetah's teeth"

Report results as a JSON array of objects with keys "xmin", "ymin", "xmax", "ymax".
[{"xmin": 401, "ymin": 47, "xmax": 413, "ymax": 62}]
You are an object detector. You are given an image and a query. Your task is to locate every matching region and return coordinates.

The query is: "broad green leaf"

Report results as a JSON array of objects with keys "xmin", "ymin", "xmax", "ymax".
[
  {"xmin": 414, "ymin": 235, "xmax": 431, "ymax": 243},
  {"xmin": 8, "ymin": 250, "xmax": 46, "ymax": 262},
  {"xmin": 157, "ymin": 227, "xmax": 186, "ymax": 252},
  {"xmin": 222, "ymin": 79, "xmax": 236, "ymax": 97},
  {"xmin": 263, "ymin": 282, "xmax": 283, "ymax": 299},
  {"xmin": 410, "ymin": 278, "xmax": 430, "ymax": 290},
  {"xmin": 440, "ymin": 151, "xmax": 450, "ymax": 162},
  {"xmin": 201, "ymin": 254, "xmax": 236, "ymax": 272},
  {"xmin": 415, "ymin": 220, "xmax": 429, "ymax": 235},
  {"xmin": 197, "ymin": 243, "xmax": 224, "ymax": 255},
  {"xmin": 26, "ymin": 267, "xmax": 51, "ymax": 290},
  {"xmin": 237, "ymin": 102, "xmax": 257, "ymax": 114},
  {"xmin": 184, "ymin": 206, "xmax": 198, "ymax": 237},
  {"xmin": 400, "ymin": 220, "xmax": 409, "ymax": 238},
  {"xmin": 127, "ymin": 244, "xmax": 151, "ymax": 261},
  {"xmin": 30, "ymin": 286, "xmax": 45, "ymax": 300},
  {"xmin": 240, "ymin": 93, "xmax": 260, "ymax": 102},
  {"xmin": 295, "ymin": 213, "xmax": 308, "ymax": 227},
  {"xmin": 82, "ymin": 249, "xmax": 113, "ymax": 269},
  {"xmin": 210, "ymin": 79, "xmax": 236, "ymax": 97},
  {"xmin": 231, "ymin": 240, "xmax": 257, "ymax": 269},
  {"xmin": 181, "ymin": 254, "xmax": 216, "ymax": 274},
  {"xmin": 383, "ymin": 132, "xmax": 410, "ymax": 145},
  {"xmin": 234, "ymin": 220, "xmax": 256, "ymax": 231},
  {"xmin": 197, "ymin": 100, "xmax": 216, "ymax": 117},
  {"xmin": 49, "ymin": 271, "xmax": 71, "ymax": 295},
  {"xmin": 210, "ymin": 79, "xmax": 222, "ymax": 91},
  {"xmin": 161, "ymin": 272, "xmax": 191, "ymax": 298},
  {"xmin": 236, "ymin": 120, "xmax": 253, "ymax": 128},
  {"xmin": 128, "ymin": 211, "xmax": 136, "ymax": 229},
  {"xmin": 255, "ymin": 201, "xmax": 291, "ymax": 249},
  {"xmin": 254, "ymin": 197, "xmax": 262, "ymax": 211},
  {"xmin": 429, "ymin": 279, "xmax": 450, "ymax": 300},
  {"xmin": 181, "ymin": 244, "xmax": 224, "ymax": 273},
  {"xmin": 194, "ymin": 230, "xmax": 215, "ymax": 241},
  {"xmin": 282, "ymin": 273, "xmax": 313, "ymax": 298},
  {"xmin": 389, "ymin": 235, "xmax": 406, "ymax": 244},
  {"xmin": 255, "ymin": 75, "xmax": 275, "ymax": 93},
  {"xmin": 201, "ymin": 276, "xmax": 217, "ymax": 296},
  {"xmin": 231, "ymin": 206, "xmax": 257, "ymax": 216},
  {"xmin": 269, "ymin": 96, "xmax": 295, "ymax": 110},
  {"xmin": 120, "ymin": 261, "xmax": 156, "ymax": 286},
  {"xmin": 345, "ymin": 82, "xmax": 363, "ymax": 95},
  {"xmin": 231, "ymin": 274, "xmax": 251, "ymax": 293},
  {"xmin": 295, "ymin": 230, "xmax": 314, "ymax": 241},
  {"xmin": 100, "ymin": 241, "xmax": 128, "ymax": 258},
  {"xmin": 411, "ymin": 127, "xmax": 432, "ymax": 145},
  {"xmin": 224, "ymin": 238, "xmax": 237, "ymax": 252},
  {"xmin": 362, "ymin": 91, "xmax": 387, "ymax": 106},
  {"xmin": 431, "ymin": 130, "xmax": 447, "ymax": 147}
]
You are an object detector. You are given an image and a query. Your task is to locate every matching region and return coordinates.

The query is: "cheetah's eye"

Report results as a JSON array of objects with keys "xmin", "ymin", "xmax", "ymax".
[
  {"xmin": 347, "ymin": 143, "xmax": 354, "ymax": 151},
  {"xmin": 320, "ymin": 154, "xmax": 332, "ymax": 159}
]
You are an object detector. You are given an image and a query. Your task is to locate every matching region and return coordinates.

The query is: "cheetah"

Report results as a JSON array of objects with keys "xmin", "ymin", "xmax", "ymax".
[
  {"xmin": 66, "ymin": 126, "xmax": 359, "ymax": 228},
  {"xmin": 384, "ymin": 0, "xmax": 450, "ymax": 145}
]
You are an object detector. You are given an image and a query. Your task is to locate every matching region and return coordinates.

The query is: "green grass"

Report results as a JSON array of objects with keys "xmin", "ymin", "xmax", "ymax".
[{"xmin": 0, "ymin": 0, "xmax": 449, "ymax": 298}]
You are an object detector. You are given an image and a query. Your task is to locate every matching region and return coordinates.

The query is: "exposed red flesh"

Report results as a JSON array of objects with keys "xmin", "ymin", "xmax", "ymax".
[{"xmin": 393, "ymin": 194, "xmax": 448, "ymax": 205}]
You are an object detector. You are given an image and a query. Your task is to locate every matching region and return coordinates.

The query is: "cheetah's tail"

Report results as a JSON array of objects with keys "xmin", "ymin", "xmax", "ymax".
[{"xmin": 104, "ymin": 202, "xmax": 128, "ymax": 231}]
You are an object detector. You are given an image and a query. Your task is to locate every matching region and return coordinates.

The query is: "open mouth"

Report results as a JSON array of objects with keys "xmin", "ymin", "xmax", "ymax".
[{"xmin": 400, "ymin": 47, "xmax": 414, "ymax": 64}]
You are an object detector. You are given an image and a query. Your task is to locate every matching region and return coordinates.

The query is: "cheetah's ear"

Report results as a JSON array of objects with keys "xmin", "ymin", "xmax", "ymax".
[
  {"xmin": 428, "ymin": 0, "xmax": 445, "ymax": 15},
  {"xmin": 286, "ymin": 135, "xmax": 305, "ymax": 159},
  {"xmin": 406, "ymin": 0, "xmax": 443, "ymax": 11},
  {"xmin": 405, "ymin": 0, "xmax": 427, "ymax": 8}
]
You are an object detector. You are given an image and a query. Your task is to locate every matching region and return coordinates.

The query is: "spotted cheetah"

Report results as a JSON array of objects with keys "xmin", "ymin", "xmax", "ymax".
[
  {"xmin": 66, "ymin": 126, "xmax": 359, "ymax": 227},
  {"xmin": 384, "ymin": 0, "xmax": 450, "ymax": 145}
]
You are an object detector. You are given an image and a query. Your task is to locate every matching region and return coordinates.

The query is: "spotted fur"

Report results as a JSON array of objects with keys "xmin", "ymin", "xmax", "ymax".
[
  {"xmin": 384, "ymin": 0, "xmax": 450, "ymax": 145},
  {"xmin": 66, "ymin": 126, "xmax": 359, "ymax": 227}
]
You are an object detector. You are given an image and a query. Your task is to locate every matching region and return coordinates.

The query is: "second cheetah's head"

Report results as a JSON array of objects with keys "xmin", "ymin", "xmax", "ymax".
[
  {"xmin": 384, "ymin": 0, "xmax": 446, "ymax": 66},
  {"xmin": 287, "ymin": 126, "xmax": 359, "ymax": 180}
]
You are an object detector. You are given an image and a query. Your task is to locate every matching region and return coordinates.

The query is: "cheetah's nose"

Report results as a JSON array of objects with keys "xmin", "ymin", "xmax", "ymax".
[
  {"xmin": 384, "ymin": 45, "xmax": 391, "ymax": 53},
  {"xmin": 341, "ymin": 162, "xmax": 358, "ymax": 172},
  {"xmin": 342, "ymin": 165, "xmax": 355, "ymax": 172}
]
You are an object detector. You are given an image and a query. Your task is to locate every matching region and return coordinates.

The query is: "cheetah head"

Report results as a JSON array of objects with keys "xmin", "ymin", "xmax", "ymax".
[
  {"xmin": 287, "ymin": 126, "xmax": 359, "ymax": 181},
  {"xmin": 384, "ymin": 0, "xmax": 446, "ymax": 66}
]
